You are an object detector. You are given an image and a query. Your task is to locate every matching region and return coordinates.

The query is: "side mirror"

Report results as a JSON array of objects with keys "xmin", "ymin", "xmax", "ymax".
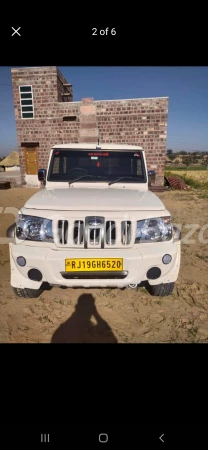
[
  {"xmin": 38, "ymin": 169, "xmax": 46, "ymax": 182},
  {"xmin": 148, "ymin": 170, "xmax": 156, "ymax": 184}
]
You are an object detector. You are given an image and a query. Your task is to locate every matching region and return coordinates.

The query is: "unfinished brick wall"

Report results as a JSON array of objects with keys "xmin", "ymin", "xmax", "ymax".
[
  {"xmin": 95, "ymin": 98, "xmax": 168, "ymax": 185},
  {"xmin": 11, "ymin": 66, "xmax": 168, "ymax": 186}
]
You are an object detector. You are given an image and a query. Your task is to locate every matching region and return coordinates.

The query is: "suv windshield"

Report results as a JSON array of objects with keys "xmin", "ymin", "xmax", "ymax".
[{"xmin": 47, "ymin": 149, "xmax": 146, "ymax": 183}]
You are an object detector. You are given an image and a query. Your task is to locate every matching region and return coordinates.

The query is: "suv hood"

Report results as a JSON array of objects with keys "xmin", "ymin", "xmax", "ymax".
[{"xmin": 24, "ymin": 188, "xmax": 165, "ymax": 211}]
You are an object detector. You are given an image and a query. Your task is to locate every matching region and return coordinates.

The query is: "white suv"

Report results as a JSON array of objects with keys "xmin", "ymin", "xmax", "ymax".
[{"xmin": 8, "ymin": 143, "xmax": 181, "ymax": 298}]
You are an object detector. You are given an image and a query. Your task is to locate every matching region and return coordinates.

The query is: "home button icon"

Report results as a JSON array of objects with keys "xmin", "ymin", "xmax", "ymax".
[{"xmin": 99, "ymin": 433, "xmax": 108, "ymax": 443}]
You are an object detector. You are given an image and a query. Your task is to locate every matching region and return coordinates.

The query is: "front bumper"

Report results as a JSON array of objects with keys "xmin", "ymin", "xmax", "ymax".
[{"xmin": 9, "ymin": 241, "xmax": 181, "ymax": 289}]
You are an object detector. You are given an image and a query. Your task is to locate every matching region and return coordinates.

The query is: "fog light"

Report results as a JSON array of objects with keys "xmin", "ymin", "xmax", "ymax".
[
  {"xmin": 147, "ymin": 267, "xmax": 161, "ymax": 280},
  {"xmin": 162, "ymin": 254, "xmax": 172, "ymax": 264},
  {"xmin": 17, "ymin": 256, "xmax": 26, "ymax": 267},
  {"xmin": 28, "ymin": 269, "xmax": 42, "ymax": 282}
]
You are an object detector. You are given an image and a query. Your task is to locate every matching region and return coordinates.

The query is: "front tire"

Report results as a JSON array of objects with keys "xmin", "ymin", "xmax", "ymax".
[
  {"xmin": 12, "ymin": 287, "xmax": 44, "ymax": 298},
  {"xmin": 147, "ymin": 282, "xmax": 175, "ymax": 297}
]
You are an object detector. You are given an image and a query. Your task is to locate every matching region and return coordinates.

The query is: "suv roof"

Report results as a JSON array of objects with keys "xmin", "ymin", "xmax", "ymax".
[{"xmin": 51, "ymin": 143, "xmax": 144, "ymax": 151}]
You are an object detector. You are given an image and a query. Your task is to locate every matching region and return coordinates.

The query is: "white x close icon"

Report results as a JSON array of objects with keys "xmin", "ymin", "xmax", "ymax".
[{"xmin": 11, "ymin": 27, "xmax": 21, "ymax": 36}]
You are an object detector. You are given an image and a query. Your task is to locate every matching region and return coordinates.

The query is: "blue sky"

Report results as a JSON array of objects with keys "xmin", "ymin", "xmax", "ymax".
[{"xmin": 0, "ymin": 66, "xmax": 208, "ymax": 157}]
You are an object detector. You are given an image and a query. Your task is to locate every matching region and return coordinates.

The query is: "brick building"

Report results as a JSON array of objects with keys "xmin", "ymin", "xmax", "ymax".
[{"xmin": 11, "ymin": 66, "xmax": 168, "ymax": 187}]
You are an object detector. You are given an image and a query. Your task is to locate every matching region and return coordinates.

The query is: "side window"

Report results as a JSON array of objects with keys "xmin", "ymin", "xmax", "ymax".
[
  {"xmin": 63, "ymin": 157, "xmax": 67, "ymax": 173},
  {"xmin": 52, "ymin": 157, "xmax": 60, "ymax": 174},
  {"xmin": 137, "ymin": 159, "xmax": 142, "ymax": 175}
]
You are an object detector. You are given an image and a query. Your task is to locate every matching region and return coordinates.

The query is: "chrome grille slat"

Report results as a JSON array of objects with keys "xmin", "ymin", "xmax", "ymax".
[
  {"xmin": 74, "ymin": 220, "xmax": 84, "ymax": 245},
  {"xmin": 88, "ymin": 228, "xmax": 100, "ymax": 246},
  {"xmin": 125, "ymin": 221, "xmax": 127, "ymax": 243},
  {"xmin": 62, "ymin": 220, "xmax": 65, "ymax": 245},
  {"xmin": 106, "ymin": 220, "xmax": 116, "ymax": 245},
  {"xmin": 109, "ymin": 221, "xmax": 112, "ymax": 245},
  {"xmin": 121, "ymin": 220, "xmax": 131, "ymax": 245},
  {"xmin": 58, "ymin": 219, "xmax": 68, "ymax": 245},
  {"xmin": 77, "ymin": 220, "xmax": 81, "ymax": 245}
]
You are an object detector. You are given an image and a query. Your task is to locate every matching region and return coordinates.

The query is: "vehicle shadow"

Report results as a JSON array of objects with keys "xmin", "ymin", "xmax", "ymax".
[{"xmin": 51, "ymin": 293, "xmax": 118, "ymax": 343}]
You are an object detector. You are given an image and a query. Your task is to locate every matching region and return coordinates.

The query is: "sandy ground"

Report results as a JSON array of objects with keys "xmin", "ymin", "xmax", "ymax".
[{"xmin": 0, "ymin": 187, "xmax": 208, "ymax": 343}]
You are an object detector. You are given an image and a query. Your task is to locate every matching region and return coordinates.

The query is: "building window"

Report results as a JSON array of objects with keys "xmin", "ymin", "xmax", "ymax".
[
  {"xmin": 63, "ymin": 116, "xmax": 77, "ymax": 121},
  {"xmin": 19, "ymin": 86, "xmax": 34, "ymax": 119}
]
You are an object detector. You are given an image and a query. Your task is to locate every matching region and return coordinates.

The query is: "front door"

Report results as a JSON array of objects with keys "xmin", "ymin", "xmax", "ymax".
[{"xmin": 25, "ymin": 148, "xmax": 38, "ymax": 175}]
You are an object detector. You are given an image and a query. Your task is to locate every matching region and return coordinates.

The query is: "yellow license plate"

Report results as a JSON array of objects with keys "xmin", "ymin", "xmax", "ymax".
[{"xmin": 65, "ymin": 258, "xmax": 123, "ymax": 272}]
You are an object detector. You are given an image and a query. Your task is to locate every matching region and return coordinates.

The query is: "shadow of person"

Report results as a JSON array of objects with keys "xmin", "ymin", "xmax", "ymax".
[{"xmin": 51, "ymin": 293, "xmax": 117, "ymax": 343}]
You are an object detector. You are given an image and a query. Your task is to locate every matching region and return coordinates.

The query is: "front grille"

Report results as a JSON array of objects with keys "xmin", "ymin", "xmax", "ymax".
[{"xmin": 55, "ymin": 217, "xmax": 133, "ymax": 248}]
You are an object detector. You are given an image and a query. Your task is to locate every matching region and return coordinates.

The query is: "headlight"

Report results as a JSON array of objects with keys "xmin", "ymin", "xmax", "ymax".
[
  {"xmin": 135, "ymin": 216, "xmax": 172, "ymax": 243},
  {"xmin": 16, "ymin": 215, "xmax": 53, "ymax": 242}
]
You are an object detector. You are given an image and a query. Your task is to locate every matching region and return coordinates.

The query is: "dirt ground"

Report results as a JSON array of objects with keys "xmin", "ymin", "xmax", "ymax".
[{"xmin": 0, "ymin": 187, "xmax": 208, "ymax": 343}]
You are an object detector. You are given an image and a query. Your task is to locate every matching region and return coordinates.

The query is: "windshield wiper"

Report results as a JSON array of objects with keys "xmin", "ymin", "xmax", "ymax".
[
  {"xmin": 68, "ymin": 175, "xmax": 106, "ymax": 186},
  {"xmin": 108, "ymin": 176, "xmax": 139, "ymax": 186}
]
